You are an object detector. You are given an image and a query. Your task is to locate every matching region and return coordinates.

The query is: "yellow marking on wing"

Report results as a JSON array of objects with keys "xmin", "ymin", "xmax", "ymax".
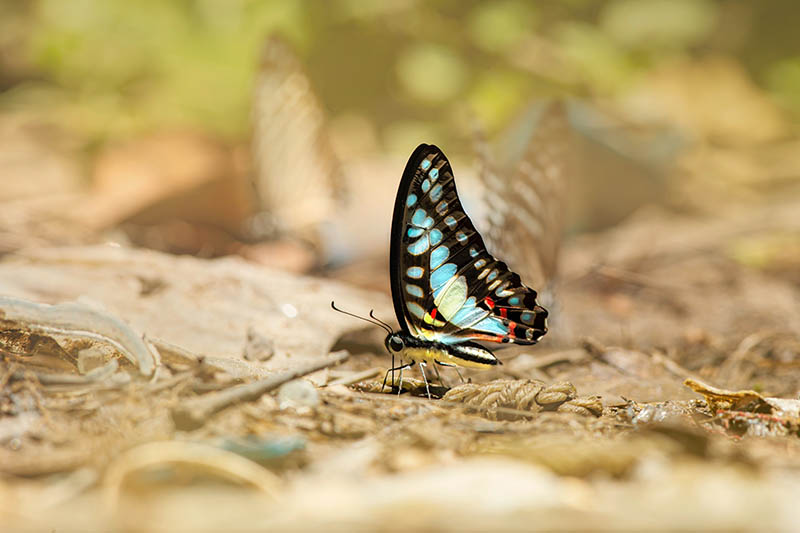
[
  {"xmin": 434, "ymin": 275, "xmax": 467, "ymax": 320},
  {"xmin": 423, "ymin": 313, "xmax": 445, "ymax": 327}
]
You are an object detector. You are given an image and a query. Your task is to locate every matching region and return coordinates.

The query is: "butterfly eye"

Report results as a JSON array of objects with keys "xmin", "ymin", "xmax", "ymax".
[{"xmin": 389, "ymin": 337, "xmax": 404, "ymax": 352}]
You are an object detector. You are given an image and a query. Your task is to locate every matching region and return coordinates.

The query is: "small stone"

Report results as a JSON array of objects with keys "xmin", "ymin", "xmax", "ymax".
[
  {"xmin": 77, "ymin": 347, "xmax": 106, "ymax": 374},
  {"xmin": 243, "ymin": 326, "xmax": 275, "ymax": 362},
  {"xmin": 278, "ymin": 380, "xmax": 319, "ymax": 411}
]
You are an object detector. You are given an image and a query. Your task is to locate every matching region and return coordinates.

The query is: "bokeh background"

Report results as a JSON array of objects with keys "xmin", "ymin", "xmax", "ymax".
[
  {"xmin": 3, "ymin": 0, "xmax": 800, "ymax": 145},
  {"xmin": 1, "ymin": 0, "xmax": 799, "ymax": 280},
  {"xmin": 4, "ymin": 2, "xmax": 800, "ymax": 531}
]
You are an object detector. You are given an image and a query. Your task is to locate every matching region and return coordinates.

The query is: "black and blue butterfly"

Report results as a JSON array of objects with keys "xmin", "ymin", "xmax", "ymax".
[
  {"xmin": 334, "ymin": 143, "xmax": 549, "ymax": 395},
  {"xmin": 387, "ymin": 143, "xmax": 549, "ymax": 385}
]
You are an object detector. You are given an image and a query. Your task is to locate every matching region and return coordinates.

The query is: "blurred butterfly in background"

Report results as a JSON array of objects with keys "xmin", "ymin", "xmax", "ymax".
[
  {"xmin": 378, "ymin": 143, "xmax": 550, "ymax": 396},
  {"xmin": 475, "ymin": 101, "xmax": 572, "ymax": 303},
  {"xmin": 249, "ymin": 35, "xmax": 347, "ymax": 269}
]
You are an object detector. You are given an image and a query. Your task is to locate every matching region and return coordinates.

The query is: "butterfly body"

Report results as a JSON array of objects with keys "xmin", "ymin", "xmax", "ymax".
[
  {"xmin": 387, "ymin": 144, "xmax": 548, "ymax": 371},
  {"xmin": 384, "ymin": 332, "xmax": 498, "ymax": 369}
]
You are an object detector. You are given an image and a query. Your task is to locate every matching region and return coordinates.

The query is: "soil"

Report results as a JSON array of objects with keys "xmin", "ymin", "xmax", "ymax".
[{"xmin": 1, "ymin": 196, "xmax": 799, "ymax": 530}]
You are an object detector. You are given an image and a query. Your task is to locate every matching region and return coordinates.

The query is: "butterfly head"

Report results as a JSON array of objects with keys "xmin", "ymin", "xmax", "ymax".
[{"xmin": 384, "ymin": 333, "xmax": 405, "ymax": 354}]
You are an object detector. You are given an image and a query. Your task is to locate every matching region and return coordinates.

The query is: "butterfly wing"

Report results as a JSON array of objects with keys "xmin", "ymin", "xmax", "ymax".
[
  {"xmin": 251, "ymin": 35, "xmax": 346, "ymax": 243},
  {"xmin": 478, "ymin": 101, "xmax": 571, "ymax": 290},
  {"xmin": 390, "ymin": 144, "xmax": 548, "ymax": 345}
]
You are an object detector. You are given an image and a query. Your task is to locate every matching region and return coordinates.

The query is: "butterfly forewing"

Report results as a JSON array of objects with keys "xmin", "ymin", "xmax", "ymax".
[
  {"xmin": 390, "ymin": 144, "xmax": 548, "ymax": 346},
  {"xmin": 252, "ymin": 35, "xmax": 346, "ymax": 242}
]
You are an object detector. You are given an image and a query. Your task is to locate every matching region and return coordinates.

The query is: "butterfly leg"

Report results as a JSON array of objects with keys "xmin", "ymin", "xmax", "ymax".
[
  {"xmin": 434, "ymin": 360, "xmax": 466, "ymax": 384},
  {"xmin": 391, "ymin": 353, "xmax": 395, "ymax": 395},
  {"xmin": 397, "ymin": 361, "xmax": 415, "ymax": 396},
  {"xmin": 383, "ymin": 352, "xmax": 396, "ymax": 394},
  {"xmin": 382, "ymin": 361, "xmax": 414, "ymax": 394},
  {"xmin": 419, "ymin": 361, "xmax": 432, "ymax": 399},
  {"xmin": 432, "ymin": 362, "xmax": 449, "ymax": 388}
]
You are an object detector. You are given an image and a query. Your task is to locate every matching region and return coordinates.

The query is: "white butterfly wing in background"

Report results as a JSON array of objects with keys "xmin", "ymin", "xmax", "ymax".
[
  {"xmin": 251, "ymin": 36, "xmax": 346, "ymax": 251},
  {"xmin": 477, "ymin": 101, "xmax": 573, "ymax": 294}
]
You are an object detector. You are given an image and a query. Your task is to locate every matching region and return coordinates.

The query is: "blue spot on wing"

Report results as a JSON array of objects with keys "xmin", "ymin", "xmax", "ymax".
[
  {"xmin": 430, "ymin": 184, "xmax": 443, "ymax": 202},
  {"xmin": 406, "ymin": 302, "xmax": 425, "ymax": 319},
  {"xmin": 406, "ymin": 194, "xmax": 417, "ymax": 207},
  {"xmin": 406, "ymin": 266, "xmax": 424, "ymax": 279},
  {"xmin": 406, "ymin": 284, "xmax": 424, "ymax": 298},
  {"xmin": 496, "ymin": 286, "xmax": 513, "ymax": 297},
  {"xmin": 411, "ymin": 208, "xmax": 433, "ymax": 229},
  {"xmin": 451, "ymin": 297, "xmax": 489, "ymax": 328},
  {"xmin": 430, "ymin": 168, "xmax": 439, "ymax": 181},
  {"xmin": 407, "ymin": 227, "xmax": 424, "ymax": 238},
  {"xmin": 422, "ymin": 179, "xmax": 431, "ymax": 193},
  {"xmin": 429, "ymin": 228, "xmax": 443, "ymax": 246},
  {"xmin": 421, "ymin": 159, "xmax": 431, "ymax": 170},
  {"xmin": 407, "ymin": 235, "xmax": 430, "ymax": 255},
  {"xmin": 430, "ymin": 263, "xmax": 456, "ymax": 290},
  {"xmin": 472, "ymin": 316, "xmax": 507, "ymax": 336},
  {"xmin": 411, "ymin": 209, "xmax": 427, "ymax": 226},
  {"xmin": 451, "ymin": 307, "xmax": 489, "ymax": 328},
  {"xmin": 430, "ymin": 246, "xmax": 449, "ymax": 269}
]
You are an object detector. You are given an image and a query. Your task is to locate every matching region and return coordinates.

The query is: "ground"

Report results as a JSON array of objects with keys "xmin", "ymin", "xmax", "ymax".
[{"xmin": 2, "ymin": 193, "xmax": 799, "ymax": 529}]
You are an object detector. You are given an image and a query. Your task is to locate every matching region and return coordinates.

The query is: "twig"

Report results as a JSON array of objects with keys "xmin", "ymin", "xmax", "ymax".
[
  {"xmin": 4, "ymin": 360, "xmax": 119, "ymax": 386},
  {"xmin": 171, "ymin": 350, "xmax": 350, "ymax": 430},
  {"xmin": 581, "ymin": 337, "xmax": 634, "ymax": 376},
  {"xmin": 325, "ymin": 367, "xmax": 382, "ymax": 387},
  {"xmin": 648, "ymin": 349, "xmax": 696, "ymax": 380},
  {"xmin": 146, "ymin": 369, "xmax": 196, "ymax": 394},
  {"xmin": 151, "ymin": 337, "xmax": 203, "ymax": 365},
  {"xmin": 716, "ymin": 331, "xmax": 771, "ymax": 386},
  {"xmin": 581, "ymin": 337, "xmax": 607, "ymax": 358}
]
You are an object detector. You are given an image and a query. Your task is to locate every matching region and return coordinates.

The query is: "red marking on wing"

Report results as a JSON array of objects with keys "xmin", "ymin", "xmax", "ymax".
[
  {"xmin": 484, "ymin": 297, "xmax": 495, "ymax": 309},
  {"xmin": 430, "ymin": 308, "xmax": 438, "ymax": 320},
  {"xmin": 507, "ymin": 321, "xmax": 517, "ymax": 338},
  {"xmin": 499, "ymin": 307, "xmax": 508, "ymax": 319},
  {"xmin": 469, "ymin": 333, "xmax": 505, "ymax": 343}
]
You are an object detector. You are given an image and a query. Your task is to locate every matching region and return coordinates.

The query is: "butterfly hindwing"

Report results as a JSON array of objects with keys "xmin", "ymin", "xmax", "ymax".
[
  {"xmin": 478, "ymin": 101, "xmax": 571, "ymax": 290},
  {"xmin": 390, "ymin": 144, "xmax": 548, "ymax": 345}
]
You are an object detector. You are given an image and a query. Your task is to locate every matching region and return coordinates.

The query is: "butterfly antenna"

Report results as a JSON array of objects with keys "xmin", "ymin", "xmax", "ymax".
[
  {"xmin": 368, "ymin": 310, "xmax": 393, "ymax": 332},
  {"xmin": 331, "ymin": 301, "xmax": 392, "ymax": 334}
]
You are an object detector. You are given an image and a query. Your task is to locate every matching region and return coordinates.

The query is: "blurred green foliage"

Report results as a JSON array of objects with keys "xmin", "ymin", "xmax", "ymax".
[
  {"xmin": 2, "ymin": 0, "xmax": 309, "ymax": 140},
  {"xmin": 0, "ymin": 0, "xmax": 798, "ymax": 149}
]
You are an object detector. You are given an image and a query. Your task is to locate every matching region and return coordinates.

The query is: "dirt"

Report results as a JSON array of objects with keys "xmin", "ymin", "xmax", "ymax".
[{"xmin": 1, "ymin": 194, "xmax": 799, "ymax": 530}]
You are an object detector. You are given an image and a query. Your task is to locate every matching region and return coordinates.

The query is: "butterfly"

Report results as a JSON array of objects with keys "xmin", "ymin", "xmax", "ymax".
[
  {"xmin": 379, "ymin": 143, "xmax": 549, "ymax": 394},
  {"xmin": 250, "ymin": 35, "xmax": 346, "ymax": 254}
]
